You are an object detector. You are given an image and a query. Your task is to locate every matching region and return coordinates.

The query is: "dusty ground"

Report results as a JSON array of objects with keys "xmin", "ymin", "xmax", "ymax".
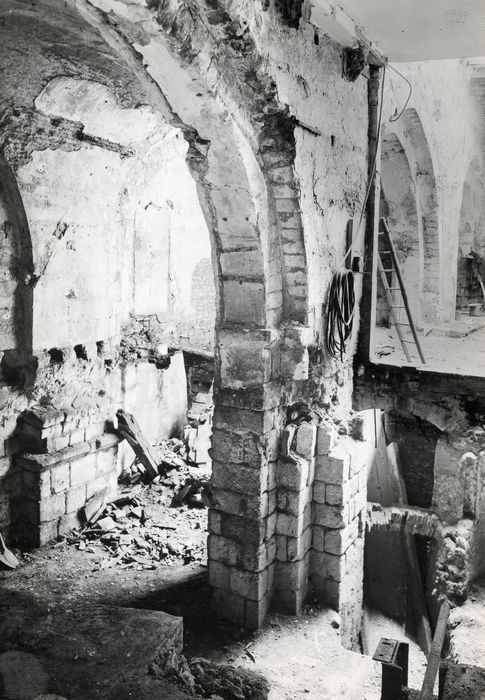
[
  {"xmin": 374, "ymin": 314, "xmax": 485, "ymax": 376},
  {"xmin": 0, "ymin": 463, "xmax": 386, "ymax": 699},
  {"xmin": 449, "ymin": 578, "xmax": 485, "ymax": 668}
]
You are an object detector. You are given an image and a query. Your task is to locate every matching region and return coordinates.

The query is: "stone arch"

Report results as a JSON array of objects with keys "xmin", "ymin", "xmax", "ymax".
[
  {"xmin": 399, "ymin": 108, "xmax": 440, "ymax": 323},
  {"xmin": 0, "ymin": 155, "xmax": 33, "ymax": 366},
  {"xmin": 56, "ymin": 0, "xmax": 311, "ymax": 629},
  {"xmin": 379, "ymin": 131, "xmax": 420, "ymax": 322},
  {"xmin": 455, "ymin": 156, "xmax": 485, "ymax": 310}
]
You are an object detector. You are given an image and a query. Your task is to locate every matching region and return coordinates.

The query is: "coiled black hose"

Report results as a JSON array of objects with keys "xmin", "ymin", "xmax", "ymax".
[{"xmin": 324, "ymin": 269, "xmax": 355, "ymax": 361}]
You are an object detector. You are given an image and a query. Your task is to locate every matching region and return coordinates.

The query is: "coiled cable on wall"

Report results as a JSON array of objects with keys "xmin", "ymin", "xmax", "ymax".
[{"xmin": 324, "ymin": 269, "xmax": 355, "ymax": 361}]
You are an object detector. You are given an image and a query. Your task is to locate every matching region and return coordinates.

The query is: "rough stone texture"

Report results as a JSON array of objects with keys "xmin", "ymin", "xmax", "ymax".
[
  {"xmin": 0, "ymin": 593, "xmax": 185, "ymax": 700},
  {"xmin": 10, "ymin": 405, "xmax": 120, "ymax": 546}
]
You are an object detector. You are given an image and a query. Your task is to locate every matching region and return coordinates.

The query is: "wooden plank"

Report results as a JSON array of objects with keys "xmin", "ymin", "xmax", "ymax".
[
  {"xmin": 387, "ymin": 442, "xmax": 433, "ymax": 655},
  {"xmin": 116, "ymin": 410, "xmax": 159, "ymax": 481},
  {"xmin": 419, "ymin": 600, "xmax": 450, "ymax": 700}
]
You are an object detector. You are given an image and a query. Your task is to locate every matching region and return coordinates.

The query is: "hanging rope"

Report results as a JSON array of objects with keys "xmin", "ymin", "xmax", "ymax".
[{"xmin": 324, "ymin": 269, "xmax": 355, "ymax": 361}]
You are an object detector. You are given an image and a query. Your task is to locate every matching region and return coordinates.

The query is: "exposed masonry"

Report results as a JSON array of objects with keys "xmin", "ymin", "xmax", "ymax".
[
  {"xmin": 0, "ymin": 109, "xmax": 133, "ymax": 172},
  {"xmin": 147, "ymin": 0, "xmax": 309, "ymax": 323},
  {"xmin": 14, "ymin": 406, "xmax": 119, "ymax": 547}
]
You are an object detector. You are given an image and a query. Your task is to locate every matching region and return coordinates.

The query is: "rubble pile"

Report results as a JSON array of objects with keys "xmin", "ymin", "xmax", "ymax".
[{"xmin": 65, "ymin": 436, "xmax": 210, "ymax": 571}]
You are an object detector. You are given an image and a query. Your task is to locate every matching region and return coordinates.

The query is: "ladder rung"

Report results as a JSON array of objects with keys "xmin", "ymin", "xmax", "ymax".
[
  {"xmin": 379, "ymin": 249, "xmax": 391, "ymax": 254},
  {"xmin": 389, "ymin": 287, "xmax": 401, "ymax": 291},
  {"xmin": 382, "ymin": 268, "xmax": 394, "ymax": 272},
  {"xmin": 395, "ymin": 322, "xmax": 410, "ymax": 326}
]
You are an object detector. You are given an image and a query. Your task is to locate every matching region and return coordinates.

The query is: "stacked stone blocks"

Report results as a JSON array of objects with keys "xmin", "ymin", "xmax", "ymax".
[{"xmin": 14, "ymin": 406, "xmax": 120, "ymax": 546}]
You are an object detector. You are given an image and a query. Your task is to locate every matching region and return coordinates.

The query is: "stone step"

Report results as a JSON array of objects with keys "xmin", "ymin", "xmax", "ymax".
[{"xmin": 0, "ymin": 594, "xmax": 188, "ymax": 699}]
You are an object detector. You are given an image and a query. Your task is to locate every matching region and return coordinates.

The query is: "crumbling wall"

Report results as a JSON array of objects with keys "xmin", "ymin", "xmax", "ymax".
[{"xmin": 0, "ymin": 1, "xmax": 216, "ymax": 542}]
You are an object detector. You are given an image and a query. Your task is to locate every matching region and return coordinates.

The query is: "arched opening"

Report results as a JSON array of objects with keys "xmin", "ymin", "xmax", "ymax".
[
  {"xmin": 0, "ymin": 0, "xmax": 312, "ymax": 634},
  {"xmin": 455, "ymin": 157, "xmax": 485, "ymax": 313},
  {"xmin": 378, "ymin": 131, "xmax": 419, "ymax": 326},
  {"xmin": 0, "ymin": 155, "xmax": 34, "ymax": 385},
  {"xmin": 400, "ymin": 108, "xmax": 440, "ymax": 324}
]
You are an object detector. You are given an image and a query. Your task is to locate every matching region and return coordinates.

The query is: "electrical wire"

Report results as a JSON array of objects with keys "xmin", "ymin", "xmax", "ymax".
[
  {"xmin": 388, "ymin": 63, "xmax": 413, "ymax": 122},
  {"xmin": 324, "ymin": 65, "xmax": 387, "ymax": 361}
]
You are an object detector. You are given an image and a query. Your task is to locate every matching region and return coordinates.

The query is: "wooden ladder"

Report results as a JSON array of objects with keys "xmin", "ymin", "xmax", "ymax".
[{"xmin": 377, "ymin": 217, "xmax": 426, "ymax": 365}]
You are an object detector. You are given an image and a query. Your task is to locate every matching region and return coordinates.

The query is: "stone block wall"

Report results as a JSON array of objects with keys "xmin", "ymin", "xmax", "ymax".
[
  {"xmin": 12, "ymin": 406, "xmax": 120, "ymax": 547},
  {"xmin": 208, "ymin": 410, "xmax": 368, "ymax": 641},
  {"xmin": 274, "ymin": 422, "xmax": 367, "ymax": 647}
]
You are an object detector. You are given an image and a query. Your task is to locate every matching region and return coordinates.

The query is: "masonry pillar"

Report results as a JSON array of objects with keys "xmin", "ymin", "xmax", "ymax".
[
  {"xmin": 310, "ymin": 427, "xmax": 367, "ymax": 648},
  {"xmin": 208, "ymin": 329, "xmax": 281, "ymax": 629}
]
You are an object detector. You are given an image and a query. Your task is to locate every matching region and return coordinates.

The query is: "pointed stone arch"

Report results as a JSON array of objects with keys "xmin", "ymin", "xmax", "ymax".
[
  {"xmin": 382, "ymin": 108, "xmax": 440, "ymax": 323},
  {"xmin": 0, "ymin": 155, "xmax": 33, "ymax": 363}
]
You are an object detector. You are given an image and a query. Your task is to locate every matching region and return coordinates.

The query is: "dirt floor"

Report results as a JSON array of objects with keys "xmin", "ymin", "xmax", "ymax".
[
  {"xmin": 374, "ymin": 313, "xmax": 485, "ymax": 375},
  {"xmin": 449, "ymin": 578, "xmax": 485, "ymax": 668},
  {"xmin": 0, "ymin": 450, "xmax": 387, "ymax": 700},
  {"xmin": 2, "ymin": 436, "xmax": 475, "ymax": 698}
]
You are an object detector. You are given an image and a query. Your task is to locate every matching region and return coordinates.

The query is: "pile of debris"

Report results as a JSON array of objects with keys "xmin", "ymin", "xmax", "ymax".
[{"xmin": 64, "ymin": 410, "xmax": 213, "ymax": 571}]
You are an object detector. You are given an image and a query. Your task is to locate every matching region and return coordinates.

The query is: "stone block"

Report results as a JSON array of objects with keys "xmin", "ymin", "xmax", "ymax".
[
  {"xmin": 245, "ymin": 592, "xmax": 271, "ymax": 630},
  {"xmin": 213, "ymin": 487, "xmax": 268, "ymax": 520},
  {"xmin": 21, "ymin": 420, "xmax": 63, "ymax": 441},
  {"xmin": 212, "ymin": 460, "xmax": 267, "ymax": 496},
  {"xmin": 23, "ymin": 469, "xmax": 50, "ymax": 500},
  {"xmin": 312, "ymin": 480, "xmax": 326, "ymax": 504},
  {"xmin": 275, "ymin": 555, "xmax": 310, "ymax": 591},
  {"xmin": 208, "ymin": 510, "xmax": 222, "ymax": 535},
  {"xmin": 58, "ymin": 511, "xmax": 82, "ymax": 535},
  {"xmin": 208, "ymin": 534, "xmax": 239, "ymax": 567},
  {"xmin": 277, "ymin": 485, "xmax": 311, "ymax": 516},
  {"xmin": 241, "ymin": 541, "xmax": 272, "ymax": 573},
  {"xmin": 325, "ymin": 482, "xmax": 351, "ymax": 506},
  {"xmin": 37, "ymin": 519, "xmax": 60, "ymax": 546},
  {"xmin": 86, "ymin": 477, "xmax": 108, "ymax": 500},
  {"xmin": 312, "ymin": 525, "xmax": 325, "ymax": 552},
  {"xmin": 276, "ymin": 534, "xmax": 287, "ymax": 561},
  {"xmin": 295, "ymin": 423, "xmax": 316, "ymax": 459},
  {"xmin": 26, "ymin": 493, "xmax": 66, "ymax": 524},
  {"xmin": 314, "ymin": 452, "xmax": 350, "ymax": 485},
  {"xmin": 231, "ymin": 568, "xmax": 268, "ymax": 601},
  {"xmin": 276, "ymin": 455, "xmax": 308, "ymax": 491},
  {"xmin": 324, "ymin": 520, "xmax": 359, "ymax": 556},
  {"xmin": 276, "ymin": 511, "xmax": 305, "ymax": 538},
  {"xmin": 22, "ymin": 406, "xmax": 64, "ymax": 429},
  {"xmin": 50, "ymin": 464, "xmax": 70, "ymax": 494},
  {"xmin": 69, "ymin": 428, "xmax": 86, "ymax": 446},
  {"xmin": 312, "ymin": 551, "xmax": 344, "ymax": 582},
  {"xmin": 208, "ymin": 560, "xmax": 231, "ymax": 590},
  {"xmin": 220, "ymin": 512, "xmax": 266, "ymax": 545},
  {"xmin": 85, "ymin": 421, "xmax": 106, "ymax": 441},
  {"xmin": 316, "ymin": 427, "xmax": 333, "ymax": 455},
  {"xmin": 287, "ymin": 527, "xmax": 312, "ymax": 562},
  {"xmin": 211, "ymin": 587, "xmax": 245, "ymax": 626},
  {"xmin": 65, "ymin": 485, "xmax": 87, "ymax": 514},
  {"xmin": 222, "ymin": 280, "xmax": 265, "ymax": 325},
  {"xmin": 220, "ymin": 250, "xmax": 264, "ymax": 278},
  {"xmin": 70, "ymin": 453, "xmax": 97, "ymax": 486},
  {"xmin": 266, "ymin": 510, "xmax": 277, "ymax": 540},
  {"xmin": 271, "ymin": 586, "xmax": 307, "ymax": 615},
  {"xmin": 96, "ymin": 448, "xmax": 117, "ymax": 475},
  {"xmin": 313, "ymin": 502, "xmax": 348, "ymax": 529}
]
